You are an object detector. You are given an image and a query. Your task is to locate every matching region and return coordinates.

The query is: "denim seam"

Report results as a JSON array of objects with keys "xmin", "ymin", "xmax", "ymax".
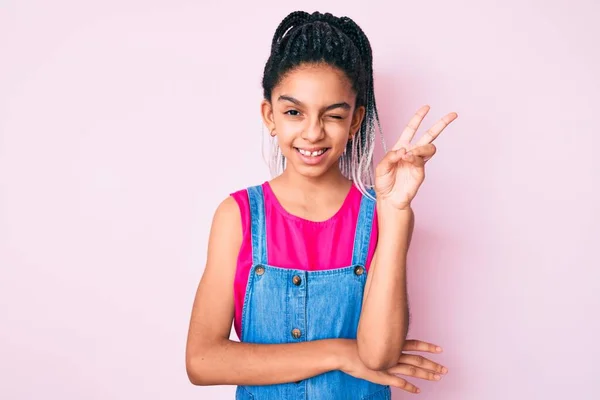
[{"xmin": 238, "ymin": 385, "xmax": 256, "ymax": 399}]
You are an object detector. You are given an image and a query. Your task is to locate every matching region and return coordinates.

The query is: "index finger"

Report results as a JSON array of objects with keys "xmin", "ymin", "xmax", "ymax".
[
  {"xmin": 403, "ymin": 339, "xmax": 444, "ymax": 353},
  {"xmin": 392, "ymin": 105, "xmax": 430, "ymax": 150},
  {"xmin": 415, "ymin": 112, "xmax": 458, "ymax": 146}
]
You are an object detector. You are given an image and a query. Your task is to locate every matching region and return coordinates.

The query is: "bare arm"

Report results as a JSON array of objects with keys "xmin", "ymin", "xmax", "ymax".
[
  {"xmin": 185, "ymin": 196, "xmax": 348, "ymax": 386},
  {"xmin": 356, "ymin": 106, "xmax": 455, "ymax": 372},
  {"xmin": 356, "ymin": 202, "xmax": 414, "ymax": 371}
]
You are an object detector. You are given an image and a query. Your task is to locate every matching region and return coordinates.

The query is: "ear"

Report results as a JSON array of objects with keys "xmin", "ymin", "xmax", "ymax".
[
  {"xmin": 350, "ymin": 105, "xmax": 366, "ymax": 139},
  {"xmin": 261, "ymin": 99, "xmax": 276, "ymax": 136}
]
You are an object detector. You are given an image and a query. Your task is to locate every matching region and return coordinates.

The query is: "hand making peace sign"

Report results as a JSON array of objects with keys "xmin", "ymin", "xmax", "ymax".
[{"xmin": 375, "ymin": 105, "xmax": 458, "ymax": 210}]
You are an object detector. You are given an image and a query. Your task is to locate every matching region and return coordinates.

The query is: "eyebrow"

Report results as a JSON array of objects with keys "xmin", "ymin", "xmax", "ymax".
[{"xmin": 277, "ymin": 95, "xmax": 351, "ymax": 111}]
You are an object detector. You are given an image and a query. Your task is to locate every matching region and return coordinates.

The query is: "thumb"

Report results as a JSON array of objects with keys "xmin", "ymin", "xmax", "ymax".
[{"xmin": 377, "ymin": 148, "xmax": 405, "ymax": 176}]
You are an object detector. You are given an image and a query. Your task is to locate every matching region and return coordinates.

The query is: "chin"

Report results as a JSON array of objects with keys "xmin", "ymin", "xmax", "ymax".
[
  {"xmin": 295, "ymin": 166, "xmax": 331, "ymax": 178},
  {"xmin": 287, "ymin": 159, "xmax": 340, "ymax": 179}
]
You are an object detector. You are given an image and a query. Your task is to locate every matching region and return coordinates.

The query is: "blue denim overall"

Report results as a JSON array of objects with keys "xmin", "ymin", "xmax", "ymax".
[{"xmin": 235, "ymin": 185, "xmax": 391, "ymax": 400}]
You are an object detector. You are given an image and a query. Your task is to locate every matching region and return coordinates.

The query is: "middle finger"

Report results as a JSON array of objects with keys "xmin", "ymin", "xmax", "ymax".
[
  {"xmin": 415, "ymin": 112, "xmax": 458, "ymax": 147},
  {"xmin": 386, "ymin": 363, "xmax": 444, "ymax": 381},
  {"xmin": 398, "ymin": 354, "xmax": 448, "ymax": 375},
  {"xmin": 392, "ymin": 105, "xmax": 430, "ymax": 150}
]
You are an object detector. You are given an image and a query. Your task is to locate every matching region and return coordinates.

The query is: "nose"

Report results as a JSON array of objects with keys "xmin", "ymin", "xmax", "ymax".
[{"xmin": 301, "ymin": 118, "xmax": 325, "ymax": 142}]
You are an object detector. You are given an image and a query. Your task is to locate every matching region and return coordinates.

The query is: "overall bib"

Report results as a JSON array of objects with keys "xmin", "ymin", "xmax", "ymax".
[{"xmin": 235, "ymin": 185, "xmax": 391, "ymax": 400}]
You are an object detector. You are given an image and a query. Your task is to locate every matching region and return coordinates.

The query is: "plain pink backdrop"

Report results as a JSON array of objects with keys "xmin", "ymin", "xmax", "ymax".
[{"xmin": 1, "ymin": 1, "xmax": 599, "ymax": 399}]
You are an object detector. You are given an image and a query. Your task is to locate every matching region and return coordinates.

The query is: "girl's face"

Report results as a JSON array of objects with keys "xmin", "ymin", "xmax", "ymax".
[{"xmin": 261, "ymin": 63, "xmax": 365, "ymax": 179}]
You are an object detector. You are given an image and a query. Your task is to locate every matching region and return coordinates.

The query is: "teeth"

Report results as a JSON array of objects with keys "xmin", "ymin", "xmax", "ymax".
[{"xmin": 298, "ymin": 148, "xmax": 326, "ymax": 157}]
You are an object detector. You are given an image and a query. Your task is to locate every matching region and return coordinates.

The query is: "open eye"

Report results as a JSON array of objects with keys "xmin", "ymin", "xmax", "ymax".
[{"xmin": 284, "ymin": 110, "xmax": 301, "ymax": 117}]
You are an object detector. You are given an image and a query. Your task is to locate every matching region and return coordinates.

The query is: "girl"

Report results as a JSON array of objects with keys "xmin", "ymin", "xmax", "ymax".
[{"xmin": 186, "ymin": 10, "xmax": 457, "ymax": 399}]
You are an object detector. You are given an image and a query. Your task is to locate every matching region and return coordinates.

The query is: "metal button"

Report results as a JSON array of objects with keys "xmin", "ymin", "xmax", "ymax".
[
  {"xmin": 292, "ymin": 275, "xmax": 302, "ymax": 286},
  {"xmin": 291, "ymin": 328, "xmax": 302, "ymax": 339},
  {"xmin": 354, "ymin": 266, "xmax": 365, "ymax": 276},
  {"xmin": 255, "ymin": 266, "xmax": 265, "ymax": 275}
]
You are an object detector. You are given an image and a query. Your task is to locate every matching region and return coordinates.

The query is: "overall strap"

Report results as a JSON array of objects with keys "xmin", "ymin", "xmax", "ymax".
[
  {"xmin": 246, "ymin": 185, "xmax": 268, "ymax": 266},
  {"xmin": 351, "ymin": 188, "xmax": 376, "ymax": 267}
]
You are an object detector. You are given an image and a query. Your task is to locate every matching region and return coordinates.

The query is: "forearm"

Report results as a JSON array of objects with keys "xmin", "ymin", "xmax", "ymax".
[
  {"xmin": 357, "ymin": 202, "xmax": 413, "ymax": 370},
  {"xmin": 187, "ymin": 337, "xmax": 348, "ymax": 386}
]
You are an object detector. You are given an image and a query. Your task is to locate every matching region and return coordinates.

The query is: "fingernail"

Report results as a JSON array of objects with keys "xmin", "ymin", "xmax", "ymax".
[
  {"xmin": 436, "ymin": 346, "xmax": 443, "ymax": 352},
  {"xmin": 442, "ymin": 367, "xmax": 448, "ymax": 373},
  {"xmin": 434, "ymin": 374, "xmax": 441, "ymax": 380}
]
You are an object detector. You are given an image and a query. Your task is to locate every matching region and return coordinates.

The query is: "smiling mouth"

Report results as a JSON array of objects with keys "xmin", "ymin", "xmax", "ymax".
[{"xmin": 294, "ymin": 147, "xmax": 329, "ymax": 157}]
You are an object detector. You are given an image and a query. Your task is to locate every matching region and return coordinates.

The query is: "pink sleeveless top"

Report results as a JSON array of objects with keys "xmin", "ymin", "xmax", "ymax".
[{"xmin": 230, "ymin": 181, "xmax": 378, "ymax": 338}]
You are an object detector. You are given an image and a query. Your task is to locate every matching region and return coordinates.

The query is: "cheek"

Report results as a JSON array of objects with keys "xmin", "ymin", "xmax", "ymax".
[
  {"xmin": 327, "ymin": 121, "xmax": 352, "ymax": 142},
  {"xmin": 274, "ymin": 125, "xmax": 299, "ymax": 144}
]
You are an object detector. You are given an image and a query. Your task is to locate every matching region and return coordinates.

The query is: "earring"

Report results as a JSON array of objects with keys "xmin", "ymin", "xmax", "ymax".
[{"xmin": 270, "ymin": 128, "xmax": 276, "ymax": 137}]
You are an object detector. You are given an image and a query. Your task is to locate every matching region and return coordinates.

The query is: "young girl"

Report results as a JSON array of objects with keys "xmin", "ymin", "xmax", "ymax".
[{"xmin": 186, "ymin": 10, "xmax": 457, "ymax": 399}]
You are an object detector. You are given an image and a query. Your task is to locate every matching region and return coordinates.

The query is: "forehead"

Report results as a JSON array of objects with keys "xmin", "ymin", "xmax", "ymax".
[{"xmin": 274, "ymin": 63, "xmax": 355, "ymax": 105}]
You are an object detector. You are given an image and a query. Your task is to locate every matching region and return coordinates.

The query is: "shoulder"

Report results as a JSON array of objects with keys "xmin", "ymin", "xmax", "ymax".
[
  {"xmin": 229, "ymin": 182, "xmax": 267, "ymax": 208},
  {"xmin": 215, "ymin": 195, "xmax": 239, "ymax": 217},
  {"xmin": 210, "ymin": 196, "xmax": 242, "ymax": 242},
  {"xmin": 230, "ymin": 187, "xmax": 249, "ymax": 203},
  {"xmin": 211, "ymin": 184, "xmax": 253, "ymax": 231},
  {"xmin": 213, "ymin": 183, "xmax": 265, "ymax": 237},
  {"xmin": 213, "ymin": 184, "xmax": 255, "ymax": 227}
]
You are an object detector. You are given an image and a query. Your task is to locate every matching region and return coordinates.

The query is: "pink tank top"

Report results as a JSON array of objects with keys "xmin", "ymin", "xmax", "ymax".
[{"xmin": 230, "ymin": 181, "xmax": 378, "ymax": 338}]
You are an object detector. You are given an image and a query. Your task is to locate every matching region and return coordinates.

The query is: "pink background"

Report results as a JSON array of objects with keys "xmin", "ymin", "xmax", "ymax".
[{"xmin": 1, "ymin": 1, "xmax": 599, "ymax": 399}]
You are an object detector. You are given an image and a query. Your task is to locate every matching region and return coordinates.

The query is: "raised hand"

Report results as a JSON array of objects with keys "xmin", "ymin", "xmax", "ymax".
[{"xmin": 375, "ymin": 105, "xmax": 458, "ymax": 210}]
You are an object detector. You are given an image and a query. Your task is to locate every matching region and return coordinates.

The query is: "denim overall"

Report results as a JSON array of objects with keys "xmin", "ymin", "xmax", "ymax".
[{"xmin": 235, "ymin": 185, "xmax": 391, "ymax": 400}]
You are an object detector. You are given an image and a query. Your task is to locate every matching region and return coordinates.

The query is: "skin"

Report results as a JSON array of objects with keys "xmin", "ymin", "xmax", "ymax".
[
  {"xmin": 260, "ymin": 63, "xmax": 363, "ymax": 218},
  {"xmin": 185, "ymin": 62, "xmax": 457, "ymax": 394},
  {"xmin": 359, "ymin": 105, "xmax": 457, "ymax": 375}
]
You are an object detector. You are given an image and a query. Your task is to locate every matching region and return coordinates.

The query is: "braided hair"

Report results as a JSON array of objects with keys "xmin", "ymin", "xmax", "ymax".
[{"xmin": 262, "ymin": 11, "xmax": 385, "ymax": 195}]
